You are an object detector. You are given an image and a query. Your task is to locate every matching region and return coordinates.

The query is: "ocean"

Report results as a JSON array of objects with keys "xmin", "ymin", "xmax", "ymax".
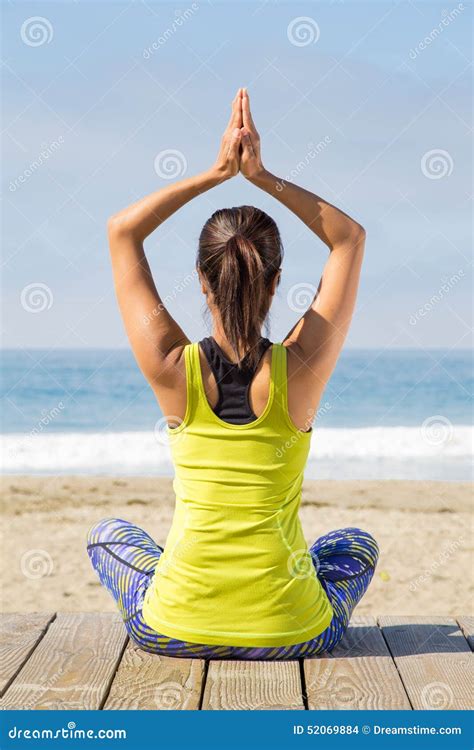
[{"xmin": 1, "ymin": 348, "xmax": 472, "ymax": 480}]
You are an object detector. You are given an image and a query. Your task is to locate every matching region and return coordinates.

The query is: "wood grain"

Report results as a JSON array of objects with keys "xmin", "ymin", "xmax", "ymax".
[
  {"xmin": 0, "ymin": 613, "xmax": 127, "ymax": 710},
  {"xmin": 104, "ymin": 641, "xmax": 205, "ymax": 709},
  {"xmin": 456, "ymin": 616, "xmax": 474, "ymax": 651},
  {"xmin": 0, "ymin": 613, "xmax": 55, "ymax": 696},
  {"xmin": 3, "ymin": 614, "xmax": 472, "ymax": 711},
  {"xmin": 202, "ymin": 660, "xmax": 304, "ymax": 710},
  {"xmin": 304, "ymin": 615, "xmax": 411, "ymax": 710},
  {"xmin": 379, "ymin": 616, "xmax": 473, "ymax": 710}
]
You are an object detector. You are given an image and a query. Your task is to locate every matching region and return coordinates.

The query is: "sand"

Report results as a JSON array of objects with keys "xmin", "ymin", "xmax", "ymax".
[{"xmin": 1, "ymin": 476, "xmax": 472, "ymax": 616}]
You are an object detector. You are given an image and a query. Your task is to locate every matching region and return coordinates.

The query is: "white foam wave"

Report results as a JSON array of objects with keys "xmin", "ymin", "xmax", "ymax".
[
  {"xmin": 1, "ymin": 426, "xmax": 471, "ymax": 479},
  {"xmin": 310, "ymin": 425, "xmax": 471, "ymax": 459}
]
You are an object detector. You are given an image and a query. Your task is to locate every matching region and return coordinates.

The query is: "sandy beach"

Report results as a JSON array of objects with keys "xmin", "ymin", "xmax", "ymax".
[{"xmin": 1, "ymin": 476, "xmax": 472, "ymax": 617}]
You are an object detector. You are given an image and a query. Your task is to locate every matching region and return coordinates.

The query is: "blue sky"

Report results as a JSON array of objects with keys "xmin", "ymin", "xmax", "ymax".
[{"xmin": 2, "ymin": 0, "xmax": 472, "ymax": 349}]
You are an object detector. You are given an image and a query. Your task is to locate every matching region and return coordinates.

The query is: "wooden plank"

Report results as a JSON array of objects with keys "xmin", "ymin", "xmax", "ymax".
[
  {"xmin": 379, "ymin": 616, "xmax": 473, "ymax": 710},
  {"xmin": 0, "ymin": 613, "xmax": 127, "ymax": 710},
  {"xmin": 0, "ymin": 613, "xmax": 56, "ymax": 696},
  {"xmin": 304, "ymin": 616, "xmax": 411, "ymax": 710},
  {"xmin": 202, "ymin": 660, "xmax": 304, "ymax": 710},
  {"xmin": 457, "ymin": 616, "xmax": 474, "ymax": 651},
  {"xmin": 104, "ymin": 641, "xmax": 205, "ymax": 710}
]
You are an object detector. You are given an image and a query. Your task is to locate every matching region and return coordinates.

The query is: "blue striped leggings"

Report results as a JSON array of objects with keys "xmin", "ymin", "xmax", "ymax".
[{"xmin": 87, "ymin": 519, "xmax": 378, "ymax": 660}]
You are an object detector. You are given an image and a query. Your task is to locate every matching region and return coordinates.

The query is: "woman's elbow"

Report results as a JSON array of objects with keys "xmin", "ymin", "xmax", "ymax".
[
  {"xmin": 352, "ymin": 223, "xmax": 366, "ymax": 243},
  {"xmin": 336, "ymin": 224, "xmax": 365, "ymax": 253},
  {"xmin": 107, "ymin": 213, "xmax": 134, "ymax": 241}
]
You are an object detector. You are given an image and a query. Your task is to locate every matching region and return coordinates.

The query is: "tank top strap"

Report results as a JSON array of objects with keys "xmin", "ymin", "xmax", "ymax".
[
  {"xmin": 182, "ymin": 342, "xmax": 201, "ymax": 419},
  {"xmin": 184, "ymin": 340, "xmax": 290, "ymax": 426},
  {"xmin": 185, "ymin": 341, "xmax": 225, "ymax": 422},
  {"xmin": 271, "ymin": 342, "xmax": 289, "ymax": 414}
]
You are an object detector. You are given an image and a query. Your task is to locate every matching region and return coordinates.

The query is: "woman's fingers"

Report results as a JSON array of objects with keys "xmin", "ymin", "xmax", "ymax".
[
  {"xmin": 226, "ymin": 127, "xmax": 241, "ymax": 160},
  {"xmin": 227, "ymin": 88, "xmax": 243, "ymax": 131},
  {"xmin": 241, "ymin": 128, "xmax": 255, "ymax": 156},
  {"xmin": 242, "ymin": 89, "xmax": 257, "ymax": 133}
]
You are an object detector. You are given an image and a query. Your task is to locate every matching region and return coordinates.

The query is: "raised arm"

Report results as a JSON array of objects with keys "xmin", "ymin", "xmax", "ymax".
[
  {"xmin": 107, "ymin": 90, "xmax": 243, "ymax": 391},
  {"xmin": 240, "ymin": 91, "xmax": 365, "ymax": 417}
]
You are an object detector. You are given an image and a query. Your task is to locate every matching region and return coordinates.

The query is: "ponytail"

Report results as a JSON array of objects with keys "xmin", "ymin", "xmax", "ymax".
[
  {"xmin": 198, "ymin": 206, "xmax": 283, "ymax": 369},
  {"xmin": 217, "ymin": 234, "xmax": 265, "ymax": 368}
]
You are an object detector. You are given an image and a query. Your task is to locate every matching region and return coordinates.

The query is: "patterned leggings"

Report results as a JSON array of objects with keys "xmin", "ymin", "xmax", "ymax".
[{"xmin": 87, "ymin": 519, "xmax": 378, "ymax": 660}]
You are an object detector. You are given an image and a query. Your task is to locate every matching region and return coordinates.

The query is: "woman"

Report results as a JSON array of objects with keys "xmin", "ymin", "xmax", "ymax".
[{"xmin": 87, "ymin": 89, "xmax": 378, "ymax": 659}]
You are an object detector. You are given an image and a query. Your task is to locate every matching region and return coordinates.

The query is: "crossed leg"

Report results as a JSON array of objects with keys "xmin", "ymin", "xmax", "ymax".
[{"xmin": 87, "ymin": 519, "xmax": 378, "ymax": 660}]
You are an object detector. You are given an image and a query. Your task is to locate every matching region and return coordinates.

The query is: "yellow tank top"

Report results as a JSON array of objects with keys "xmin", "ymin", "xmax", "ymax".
[{"xmin": 142, "ymin": 342, "xmax": 333, "ymax": 646}]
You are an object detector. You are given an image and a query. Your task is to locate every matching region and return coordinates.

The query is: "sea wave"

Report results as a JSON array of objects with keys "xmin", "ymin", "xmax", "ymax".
[{"xmin": 1, "ymin": 426, "xmax": 471, "ymax": 479}]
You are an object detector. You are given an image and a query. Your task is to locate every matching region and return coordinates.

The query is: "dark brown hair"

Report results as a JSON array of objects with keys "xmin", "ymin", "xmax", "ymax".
[{"xmin": 197, "ymin": 206, "xmax": 283, "ymax": 369}]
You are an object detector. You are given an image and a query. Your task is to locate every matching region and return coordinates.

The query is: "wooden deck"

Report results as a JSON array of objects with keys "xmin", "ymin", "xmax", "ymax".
[{"xmin": 1, "ymin": 614, "xmax": 472, "ymax": 710}]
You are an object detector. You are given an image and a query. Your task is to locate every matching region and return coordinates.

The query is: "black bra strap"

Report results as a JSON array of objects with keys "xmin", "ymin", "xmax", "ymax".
[{"xmin": 199, "ymin": 336, "xmax": 272, "ymax": 425}]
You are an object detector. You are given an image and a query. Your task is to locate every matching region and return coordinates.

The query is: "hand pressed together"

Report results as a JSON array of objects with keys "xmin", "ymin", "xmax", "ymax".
[{"xmin": 213, "ymin": 88, "xmax": 265, "ymax": 181}]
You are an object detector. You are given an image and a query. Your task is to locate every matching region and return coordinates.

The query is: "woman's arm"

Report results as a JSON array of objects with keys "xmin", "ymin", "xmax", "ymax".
[
  {"xmin": 108, "ymin": 90, "xmax": 243, "ymax": 389},
  {"xmin": 240, "ymin": 91, "xmax": 365, "ymax": 402}
]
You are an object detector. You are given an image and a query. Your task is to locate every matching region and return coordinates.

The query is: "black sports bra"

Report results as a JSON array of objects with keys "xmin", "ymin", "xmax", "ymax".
[{"xmin": 199, "ymin": 336, "xmax": 272, "ymax": 424}]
